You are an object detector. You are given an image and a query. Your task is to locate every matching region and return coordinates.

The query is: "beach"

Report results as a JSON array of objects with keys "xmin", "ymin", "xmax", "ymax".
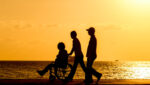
[{"xmin": 0, "ymin": 79, "xmax": 150, "ymax": 85}]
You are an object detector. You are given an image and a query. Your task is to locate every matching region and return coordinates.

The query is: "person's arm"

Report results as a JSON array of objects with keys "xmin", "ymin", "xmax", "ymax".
[
  {"xmin": 68, "ymin": 46, "xmax": 74, "ymax": 55},
  {"xmin": 90, "ymin": 37, "xmax": 97, "ymax": 57}
]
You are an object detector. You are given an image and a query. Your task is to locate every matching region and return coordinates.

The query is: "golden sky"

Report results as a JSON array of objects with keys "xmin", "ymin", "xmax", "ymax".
[{"xmin": 0, "ymin": 0, "xmax": 150, "ymax": 61}]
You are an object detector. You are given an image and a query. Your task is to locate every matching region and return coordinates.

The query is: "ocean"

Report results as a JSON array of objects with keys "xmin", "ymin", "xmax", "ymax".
[{"xmin": 0, "ymin": 61, "xmax": 150, "ymax": 79}]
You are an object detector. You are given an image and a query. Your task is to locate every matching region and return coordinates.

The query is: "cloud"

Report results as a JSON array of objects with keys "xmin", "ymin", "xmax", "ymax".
[{"xmin": 102, "ymin": 25, "xmax": 121, "ymax": 30}]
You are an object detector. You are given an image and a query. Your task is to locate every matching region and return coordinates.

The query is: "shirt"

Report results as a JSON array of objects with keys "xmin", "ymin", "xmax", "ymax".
[
  {"xmin": 73, "ymin": 38, "xmax": 83, "ymax": 57},
  {"xmin": 86, "ymin": 35, "xmax": 97, "ymax": 58}
]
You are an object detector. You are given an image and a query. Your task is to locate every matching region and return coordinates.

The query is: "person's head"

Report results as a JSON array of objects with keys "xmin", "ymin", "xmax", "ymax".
[
  {"xmin": 58, "ymin": 42, "xmax": 65, "ymax": 50},
  {"xmin": 86, "ymin": 27, "xmax": 95, "ymax": 36},
  {"xmin": 70, "ymin": 31, "xmax": 77, "ymax": 39}
]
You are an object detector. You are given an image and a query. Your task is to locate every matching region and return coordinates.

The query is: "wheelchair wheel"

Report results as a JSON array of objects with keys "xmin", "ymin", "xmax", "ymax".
[{"xmin": 55, "ymin": 63, "xmax": 72, "ymax": 80}]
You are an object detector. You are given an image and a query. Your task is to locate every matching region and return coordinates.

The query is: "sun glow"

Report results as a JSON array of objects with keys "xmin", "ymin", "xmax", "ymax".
[
  {"xmin": 128, "ymin": 0, "xmax": 150, "ymax": 6},
  {"xmin": 121, "ymin": 0, "xmax": 150, "ymax": 14},
  {"xmin": 133, "ymin": 0, "xmax": 150, "ymax": 4}
]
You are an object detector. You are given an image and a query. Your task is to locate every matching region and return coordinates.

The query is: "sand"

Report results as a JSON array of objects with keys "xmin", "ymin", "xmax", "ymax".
[{"xmin": 0, "ymin": 79, "xmax": 150, "ymax": 85}]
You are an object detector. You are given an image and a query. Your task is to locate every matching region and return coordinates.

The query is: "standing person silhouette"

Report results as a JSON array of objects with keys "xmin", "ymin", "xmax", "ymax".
[
  {"xmin": 85, "ymin": 27, "xmax": 102, "ymax": 83},
  {"xmin": 66, "ymin": 31, "xmax": 86, "ymax": 81}
]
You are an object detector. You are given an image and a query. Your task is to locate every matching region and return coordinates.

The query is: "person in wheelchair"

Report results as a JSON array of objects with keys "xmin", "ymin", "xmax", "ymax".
[{"xmin": 37, "ymin": 42, "xmax": 68, "ymax": 80}]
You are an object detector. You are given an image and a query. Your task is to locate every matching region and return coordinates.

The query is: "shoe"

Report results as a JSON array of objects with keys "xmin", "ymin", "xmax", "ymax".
[
  {"xmin": 84, "ymin": 79, "xmax": 93, "ymax": 83},
  {"xmin": 97, "ymin": 73, "xmax": 102, "ymax": 82},
  {"xmin": 37, "ymin": 70, "xmax": 44, "ymax": 76}
]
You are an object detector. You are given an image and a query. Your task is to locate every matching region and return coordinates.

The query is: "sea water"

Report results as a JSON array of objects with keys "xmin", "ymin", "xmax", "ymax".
[{"xmin": 0, "ymin": 61, "xmax": 150, "ymax": 79}]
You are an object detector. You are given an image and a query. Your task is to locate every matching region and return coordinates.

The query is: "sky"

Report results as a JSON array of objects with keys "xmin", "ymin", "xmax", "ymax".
[{"xmin": 0, "ymin": 0, "xmax": 150, "ymax": 61}]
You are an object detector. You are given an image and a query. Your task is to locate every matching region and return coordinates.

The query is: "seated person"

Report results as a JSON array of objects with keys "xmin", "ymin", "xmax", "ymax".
[{"xmin": 37, "ymin": 42, "xmax": 68, "ymax": 80}]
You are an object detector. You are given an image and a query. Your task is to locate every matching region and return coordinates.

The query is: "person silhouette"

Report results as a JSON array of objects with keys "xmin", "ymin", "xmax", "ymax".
[
  {"xmin": 85, "ymin": 27, "xmax": 102, "ymax": 83},
  {"xmin": 66, "ymin": 31, "xmax": 86, "ymax": 81},
  {"xmin": 37, "ymin": 42, "xmax": 68, "ymax": 81}
]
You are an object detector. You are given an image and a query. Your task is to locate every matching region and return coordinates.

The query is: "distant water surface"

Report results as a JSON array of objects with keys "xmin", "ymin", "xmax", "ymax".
[{"xmin": 0, "ymin": 61, "xmax": 150, "ymax": 79}]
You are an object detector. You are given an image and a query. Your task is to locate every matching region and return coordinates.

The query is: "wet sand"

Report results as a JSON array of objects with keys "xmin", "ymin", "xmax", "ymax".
[{"xmin": 0, "ymin": 79, "xmax": 150, "ymax": 85}]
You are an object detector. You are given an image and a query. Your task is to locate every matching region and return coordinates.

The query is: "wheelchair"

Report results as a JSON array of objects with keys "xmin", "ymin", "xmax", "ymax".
[{"xmin": 50, "ymin": 62, "xmax": 72, "ymax": 80}]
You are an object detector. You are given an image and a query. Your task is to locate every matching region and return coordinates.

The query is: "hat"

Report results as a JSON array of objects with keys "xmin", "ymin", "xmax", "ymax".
[{"xmin": 86, "ymin": 27, "xmax": 95, "ymax": 32}]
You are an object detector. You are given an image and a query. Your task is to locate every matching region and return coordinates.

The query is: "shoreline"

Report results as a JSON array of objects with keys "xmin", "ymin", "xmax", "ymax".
[{"xmin": 0, "ymin": 79, "xmax": 150, "ymax": 85}]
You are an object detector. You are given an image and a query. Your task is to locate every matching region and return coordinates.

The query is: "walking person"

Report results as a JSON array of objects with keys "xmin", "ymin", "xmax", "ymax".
[
  {"xmin": 85, "ymin": 27, "xmax": 102, "ymax": 83},
  {"xmin": 66, "ymin": 31, "xmax": 87, "ymax": 81}
]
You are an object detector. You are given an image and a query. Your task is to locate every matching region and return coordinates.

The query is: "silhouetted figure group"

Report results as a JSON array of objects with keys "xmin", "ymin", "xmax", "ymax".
[{"xmin": 37, "ymin": 27, "xmax": 102, "ymax": 83}]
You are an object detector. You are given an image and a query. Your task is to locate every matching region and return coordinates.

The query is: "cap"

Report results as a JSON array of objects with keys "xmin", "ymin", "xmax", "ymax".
[{"xmin": 86, "ymin": 27, "xmax": 95, "ymax": 32}]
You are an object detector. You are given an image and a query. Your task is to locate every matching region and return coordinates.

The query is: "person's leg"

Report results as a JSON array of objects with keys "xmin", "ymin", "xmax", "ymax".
[
  {"xmin": 91, "ymin": 67, "xmax": 102, "ymax": 77},
  {"xmin": 79, "ymin": 57, "xmax": 87, "ymax": 73},
  {"xmin": 90, "ymin": 59, "xmax": 102, "ymax": 81},
  {"xmin": 86, "ymin": 58, "xmax": 94, "ymax": 81},
  {"xmin": 67, "ymin": 57, "xmax": 79, "ymax": 80},
  {"xmin": 37, "ymin": 63, "xmax": 55, "ymax": 76}
]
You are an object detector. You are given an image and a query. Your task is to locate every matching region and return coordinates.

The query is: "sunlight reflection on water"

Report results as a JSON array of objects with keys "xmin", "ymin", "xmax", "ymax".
[
  {"xmin": 1, "ymin": 61, "xmax": 150, "ymax": 79},
  {"xmin": 111, "ymin": 61, "xmax": 150, "ymax": 79}
]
